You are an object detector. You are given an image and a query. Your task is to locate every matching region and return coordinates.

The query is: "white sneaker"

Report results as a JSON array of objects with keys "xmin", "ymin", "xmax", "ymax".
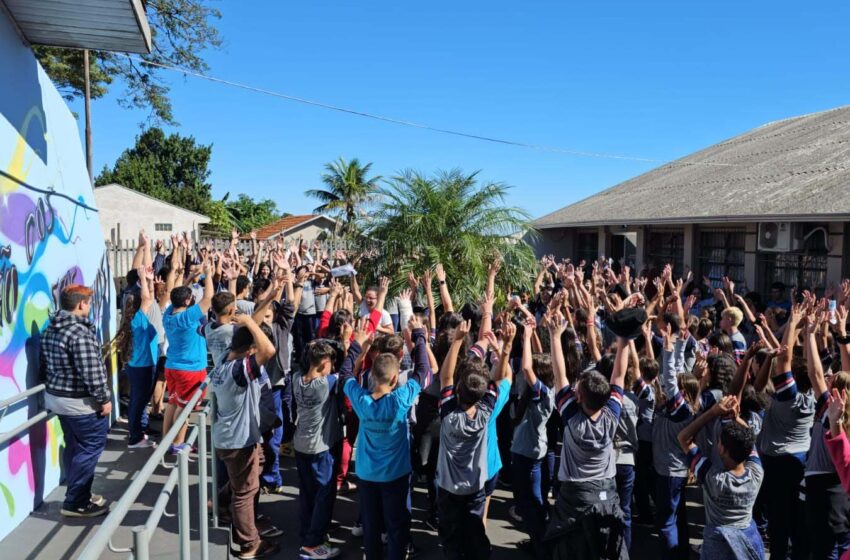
[
  {"xmin": 299, "ymin": 544, "xmax": 340, "ymax": 559},
  {"xmin": 128, "ymin": 436, "xmax": 156, "ymax": 449},
  {"xmin": 351, "ymin": 522, "xmax": 363, "ymax": 537}
]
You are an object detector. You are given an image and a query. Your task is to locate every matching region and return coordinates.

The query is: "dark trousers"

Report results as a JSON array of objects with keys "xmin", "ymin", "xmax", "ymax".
[
  {"xmin": 293, "ymin": 313, "xmax": 317, "ymax": 363},
  {"xmin": 616, "ymin": 464, "xmax": 635, "ymax": 551},
  {"xmin": 655, "ymin": 474, "xmax": 688, "ymax": 560},
  {"xmin": 437, "ymin": 487, "xmax": 490, "ymax": 560},
  {"xmin": 295, "ymin": 447, "xmax": 338, "ymax": 547},
  {"xmin": 806, "ymin": 473, "xmax": 850, "ymax": 560},
  {"xmin": 495, "ymin": 402, "xmax": 515, "ymax": 484},
  {"xmin": 260, "ymin": 387, "xmax": 284, "ymax": 488},
  {"xmin": 218, "ymin": 444, "xmax": 261, "ymax": 550},
  {"xmin": 58, "ymin": 413, "xmax": 109, "ymax": 508},
  {"xmin": 360, "ymin": 474, "xmax": 411, "ymax": 560},
  {"xmin": 126, "ymin": 364, "xmax": 156, "ymax": 444},
  {"xmin": 762, "ymin": 453, "xmax": 806, "ymax": 560},
  {"xmin": 634, "ymin": 442, "xmax": 655, "ymax": 520},
  {"xmin": 512, "ymin": 453, "xmax": 547, "ymax": 558}
]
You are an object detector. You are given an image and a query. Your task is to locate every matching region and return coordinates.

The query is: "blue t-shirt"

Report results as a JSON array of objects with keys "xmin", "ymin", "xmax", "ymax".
[
  {"xmin": 487, "ymin": 378, "xmax": 512, "ymax": 479},
  {"xmin": 128, "ymin": 310, "xmax": 158, "ymax": 368},
  {"xmin": 344, "ymin": 377, "xmax": 421, "ymax": 482},
  {"xmin": 163, "ymin": 304, "xmax": 208, "ymax": 371}
]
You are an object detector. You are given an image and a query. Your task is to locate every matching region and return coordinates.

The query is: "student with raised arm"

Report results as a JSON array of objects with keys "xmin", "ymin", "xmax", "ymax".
[
  {"xmin": 343, "ymin": 316, "xmax": 431, "ymax": 560},
  {"xmin": 755, "ymin": 303, "xmax": 815, "ymax": 560},
  {"xmin": 824, "ymin": 387, "xmax": 850, "ymax": 560},
  {"xmin": 633, "ymin": 323, "xmax": 659, "ymax": 525},
  {"xmin": 545, "ymin": 310, "xmax": 629, "ymax": 560},
  {"xmin": 803, "ymin": 308, "xmax": 850, "ymax": 560},
  {"xmin": 435, "ymin": 319, "xmax": 499, "ymax": 559},
  {"xmin": 676, "ymin": 395, "xmax": 765, "ymax": 560},
  {"xmin": 210, "ymin": 313, "xmax": 279, "ymax": 559}
]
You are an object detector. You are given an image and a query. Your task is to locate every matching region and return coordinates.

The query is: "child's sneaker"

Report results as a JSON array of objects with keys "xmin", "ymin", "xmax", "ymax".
[
  {"xmin": 129, "ymin": 435, "xmax": 156, "ymax": 449},
  {"xmin": 90, "ymin": 494, "xmax": 107, "ymax": 507},
  {"xmin": 299, "ymin": 544, "xmax": 340, "ymax": 559},
  {"xmin": 60, "ymin": 501, "xmax": 109, "ymax": 518},
  {"xmin": 350, "ymin": 522, "xmax": 363, "ymax": 537}
]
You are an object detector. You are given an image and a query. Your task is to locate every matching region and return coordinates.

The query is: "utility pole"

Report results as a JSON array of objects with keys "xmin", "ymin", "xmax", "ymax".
[{"xmin": 83, "ymin": 49, "xmax": 93, "ymax": 183}]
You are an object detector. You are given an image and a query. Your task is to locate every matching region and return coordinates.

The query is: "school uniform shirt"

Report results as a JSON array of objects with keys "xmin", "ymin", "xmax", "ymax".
[
  {"xmin": 614, "ymin": 392, "xmax": 639, "ymax": 466},
  {"xmin": 204, "ymin": 322, "xmax": 235, "ymax": 368},
  {"xmin": 163, "ymin": 304, "xmax": 208, "ymax": 371},
  {"xmin": 729, "ymin": 331, "xmax": 747, "ymax": 363},
  {"xmin": 757, "ymin": 370, "xmax": 815, "ymax": 458},
  {"xmin": 210, "ymin": 355, "xmax": 263, "ymax": 450},
  {"xmin": 292, "ymin": 371, "xmax": 342, "ymax": 455},
  {"xmin": 805, "ymin": 393, "xmax": 834, "ymax": 476},
  {"xmin": 298, "ymin": 280, "xmax": 317, "ymax": 315},
  {"xmin": 436, "ymin": 382, "xmax": 498, "ymax": 495},
  {"xmin": 687, "ymin": 445, "xmax": 764, "ymax": 529},
  {"xmin": 487, "ymin": 378, "xmax": 513, "ymax": 479},
  {"xmin": 633, "ymin": 378, "xmax": 656, "ymax": 443},
  {"xmin": 653, "ymin": 338, "xmax": 696, "ymax": 477},
  {"xmin": 128, "ymin": 309, "xmax": 159, "ymax": 368},
  {"xmin": 511, "ymin": 380, "xmax": 556, "ymax": 460},
  {"xmin": 555, "ymin": 382, "xmax": 624, "ymax": 482},
  {"xmin": 235, "ymin": 299, "xmax": 255, "ymax": 316}
]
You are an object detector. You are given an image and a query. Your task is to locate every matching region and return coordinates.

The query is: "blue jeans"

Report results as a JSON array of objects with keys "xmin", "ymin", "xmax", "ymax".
[
  {"xmin": 58, "ymin": 413, "xmax": 109, "ymax": 508},
  {"xmin": 295, "ymin": 447, "xmax": 338, "ymax": 547},
  {"xmin": 126, "ymin": 364, "xmax": 156, "ymax": 444},
  {"xmin": 656, "ymin": 474, "xmax": 689, "ymax": 560},
  {"xmin": 616, "ymin": 463, "xmax": 635, "ymax": 551},
  {"xmin": 511, "ymin": 453, "xmax": 547, "ymax": 557},
  {"xmin": 702, "ymin": 521, "xmax": 765, "ymax": 560},
  {"xmin": 360, "ymin": 474, "xmax": 411, "ymax": 560},
  {"xmin": 261, "ymin": 387, "xmax": 284, "ymax": 487}
]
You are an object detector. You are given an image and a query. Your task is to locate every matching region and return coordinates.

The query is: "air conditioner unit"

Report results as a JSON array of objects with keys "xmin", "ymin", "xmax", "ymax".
[{"xmin": 758, "ymin": 222, "xmax": 796, "ymax": 252}]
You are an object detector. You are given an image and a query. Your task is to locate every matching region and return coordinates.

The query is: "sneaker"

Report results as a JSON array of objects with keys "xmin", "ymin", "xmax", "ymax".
[
  {"xmin": 259, "ymin": 485, "xmax": 286, "ymax": 496},
  {"xmin": 337, "ymin": 480, "xmax": 357, "ymax": 494},
  {"xmin": 238, "ymin": 539, "xmax": 280, "ymax": 559},
  {"xmin": 90, "ymin": 494, "xmax": 107, "ymax": 507},
  {"xmin": 61, "ymin": 501, "xmax": 109, "ymax": 518},
  {"xmin": 258, "ymin": 524, "xmax": 283, "ymax": 538},
  {"xmin": 299, "ymin": 544, "xmax": 340, "ymax": 559},
  {"xmin": 405, "ymin": 542, "xmax": 420, "ymax": 559},
  {"xmin": 168, "ymin": 443, "xmax": 196, "ymax": 454},
  {"xmin": 509, "ymin": 505, "xmax": 524, "ymax": 524},
  {"xmin": 128, "ymin": 436, "xmax": 156, "ymax": 449},
  {"xmin": 381, "ymin": 532, "xmax": 388, "ymax": 544},
  {"xmin": 351, "ymin": 522, "xmax": 363, "ymax": 537},
  {"xmin": 424, "ymin": 513, "xmax": 438, "ymax": 532}
]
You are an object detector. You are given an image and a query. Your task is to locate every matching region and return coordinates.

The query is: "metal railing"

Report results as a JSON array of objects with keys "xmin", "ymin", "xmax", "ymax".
[
  {"xmin": 0, "ymin": 384, "xmax": 55, "ymax": 447},
  {"xmin": 77, "ymin": 380, "xmax": 218, "ymax": 560}
]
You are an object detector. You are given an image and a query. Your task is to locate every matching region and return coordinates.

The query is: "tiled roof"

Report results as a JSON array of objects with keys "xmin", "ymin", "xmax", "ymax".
[
  {"xmin": 250, "ymin": 215, "xmax": 330, "ymax": 239},
  {"xmin": 535, "ymin": 105, "xmax": 850, "ymax": 228}
]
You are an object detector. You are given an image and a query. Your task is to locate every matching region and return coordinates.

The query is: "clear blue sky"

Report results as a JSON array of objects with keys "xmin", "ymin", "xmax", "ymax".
[{"xmin": 71, "ymin": 1, "xmax": 850, "ymax": 220}]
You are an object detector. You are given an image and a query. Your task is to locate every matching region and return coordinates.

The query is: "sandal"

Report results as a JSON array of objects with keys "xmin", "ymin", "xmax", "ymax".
[{"xmin": 238, "ymin": 539, "xmax": 279, "ymax": 559}]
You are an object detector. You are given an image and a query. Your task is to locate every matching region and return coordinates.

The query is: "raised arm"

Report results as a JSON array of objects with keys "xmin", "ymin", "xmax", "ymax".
[
  {"xmin": 440, "ymin": 320, "xmax": 470, "ymax": 389},
  {"xmin": 836, "ymin": 305, "xmax": 850, "ymax": 372},
  {"xmin": 132, "ymin": 230, "xmax": 149, "ymax": 270},
  {"xmin": 408, "ymin": 316, "xmax": 431, "ymax": 388},
  {"xmin": 730, "ymin": 343, "xmax": 760, "ymax": 401},
  {"xmin": 197, "ymin": 259, "xmax": 214, "ymax": 314},
  {"xmin": 806, "ymin": 309, "xmax": 829, "ymax": 399},
  {"xmin": 422, "ymin": 269, "xmax": 437, "ymax": 331},
  {"xmin": 232, "ymin": 313, "xmax": 276, "ymax": 366},
  {"xmin": 610, "ymin": 337, "xmax": 630, "ymax": 390},
  {"xmin": 137, "ymin": 266, "xmax": 153, "ymax": 313},
  {"xmin": 435, "ymin": 263, "xmax": 454, "ymax": 313},
  {"xmin": 492, "ymin": 322, "xmax": 516, "ymax": 383},
  {"xmin": 775, "ymin": 303, "xmax": 803, "ymax": 373},
  {"xmin": 547, "ymin": 310, "xmax": 569, "ymax": 391},
  {"xmin": 521, "ymin": 316, "xmax": 539, "ymax": 387},
  {"xmin": 677, "ymin": 397, "xmax": 736, "ymax": 454}
]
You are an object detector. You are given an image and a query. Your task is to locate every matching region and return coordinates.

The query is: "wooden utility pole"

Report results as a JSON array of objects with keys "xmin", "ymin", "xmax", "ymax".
[{"xmin": 83, "ymin": 49, "xmax": 93, "ymax": 183}]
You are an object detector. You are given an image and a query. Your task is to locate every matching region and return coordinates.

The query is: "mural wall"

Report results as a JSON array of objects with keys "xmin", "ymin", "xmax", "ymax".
[{"xmin": 0, "ymin": 11, "xmax": 115, "ymax": 540}]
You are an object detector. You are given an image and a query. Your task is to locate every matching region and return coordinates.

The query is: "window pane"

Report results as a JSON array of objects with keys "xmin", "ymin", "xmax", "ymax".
[
  {"xmin": 760, "ymin": 253, "xmax": 828, "ymax": 295},
  {"xmin": 698, "ymin": 229, "xmax": 746, "ymax": 290},
  {"xmin": 646, "ymin": 230, "xmax": 685, "ymax": 278}
]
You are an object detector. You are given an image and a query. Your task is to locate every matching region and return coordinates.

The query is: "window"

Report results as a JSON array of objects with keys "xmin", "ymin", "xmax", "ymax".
[
  {"xmin": 760, "ymin": 253, "xmax": 828, "ymax": 295},
  {"xmin": 575, "ymin": 231, "xmax": 598, "ymax": 266},
  {"xmin": 645, "ymin": 229, "xmax": 685, "ymax": 278},
  {"xmin": 698, "ymin": 229, "xmax": 745, "ymax": 289},
  {"xmin": 155, "ymin": 223, "xmax": 172, "ymax": 232}
]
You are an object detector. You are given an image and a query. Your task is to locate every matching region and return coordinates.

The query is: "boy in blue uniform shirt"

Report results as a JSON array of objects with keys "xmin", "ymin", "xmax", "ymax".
[{"xmin": 343, "ymin": 316, "xmax": 432, "ymax": 559}]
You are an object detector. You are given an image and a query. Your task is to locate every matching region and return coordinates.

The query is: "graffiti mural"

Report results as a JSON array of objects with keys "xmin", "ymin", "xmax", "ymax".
[{"xmin": 0, "ymin": 10, "xmax": 115, "ymax": 540}]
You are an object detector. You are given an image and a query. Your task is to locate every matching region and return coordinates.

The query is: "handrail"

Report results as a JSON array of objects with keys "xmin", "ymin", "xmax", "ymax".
[
  {"xmin": 0, "ymin": 384, "xmax": 55, "ymax": 446},
  {"xmin": 77, "ymin": 379, "xmax": 211, "ymax": 560}
]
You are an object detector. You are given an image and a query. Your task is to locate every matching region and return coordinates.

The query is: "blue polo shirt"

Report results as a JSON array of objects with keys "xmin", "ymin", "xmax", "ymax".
[
  {"xmin": 487, "ymin": 378, "xmax": 512, "ymax": 479},
  {"xmin": 163, "ymin": 304, "xmax": 207, "ymax": 371},
  {"xmin": 128, "ymin": 310, "xmax": 158, "ymax": 368},
  {"xmin": 344, "ymin": 377, "xmax": 421, "ymax": 482}
]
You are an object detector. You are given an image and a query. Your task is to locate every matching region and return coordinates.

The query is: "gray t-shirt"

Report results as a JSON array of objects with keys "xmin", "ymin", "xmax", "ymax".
[
  {"xmin": 292, "ymin": 372, "xmax": 341, "ymax": 454},
  {"xmin": 615, "ymin": 392, "xmax": 639, "ymax": 466},
  {"xmin": 510, "ymin": 380, "xmax": 555, "ymax": 460},
  {"xmin": 557, "ymin": 384, "xmax": 624, "ymax": 482},
  {"xmin": 436, "ymin": 382, "xmax": 497, "ymax": 495},
  {"xmin": 204, "ymin": 322, "xmax": 235, "ymax": 368},
  {"xmin": 688, "ymin": 446, "xmax": 764, "ymax": 528},
  {"xmin": 298, "ymin": 281, "xmax": 316, "ymax": 315},
  {"xmin": 45, "ymin": 393, "xmax": 99, "ymax": 416},
  {"xmin": 236, "ymin": 299, "xmax": 255, "ymax": 316},
  {"xmin": 757, "ymin": 371, "xmax": 815, "ymax": 457},
  {"xmin": 210, "ymin": 355, "xmax": 263, "ymax": 450},
  {"xmin": 634, "ymin": 378, "xmax": 656, "ymax": 443},
  {"xmin": 653, "ymin": 342, "xmax": 696, "ymax": 477},
  {"xmin": 806, "ymin": 394, "xmax": 833, "ymax": 475}
]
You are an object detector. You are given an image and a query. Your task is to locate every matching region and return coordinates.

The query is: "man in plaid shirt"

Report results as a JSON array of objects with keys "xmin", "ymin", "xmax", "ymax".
[{"xmin": 42, "ymin": 285, "xmax": 112, "ymax": 517}]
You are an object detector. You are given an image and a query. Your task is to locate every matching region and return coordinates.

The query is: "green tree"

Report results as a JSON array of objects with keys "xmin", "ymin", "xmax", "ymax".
[
  {"xmin": 226, "ymin": 194, "xmax": 281, "ymax": 231},
  {"xmin": 305, "ymin": 157, "xmax": 381, "ymax": 238},
  {"xmin": 34, "ymin": 0, "xmax": 221, "ymax": 123},
  {"xmin": 367, "ymin": 169, "xmax": 537, "ymax": 305}
]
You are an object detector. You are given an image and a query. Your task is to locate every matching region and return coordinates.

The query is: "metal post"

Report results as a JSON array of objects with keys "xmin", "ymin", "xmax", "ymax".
[
  {"xmin": 132, "ymin": 526, "xmax": 150, "ymax": 560},
  {"xmin": 177, "ymin": 448, "xmax": 191, "ymax": 560},
  {"xmin": 210, "ymin": 392, "xmax": 219, "ymax": 528},
  {"xmin": 83, "ymin": 49, "xmax": 93, "ymax": 183},
  {"xmin": 198, "ymin": 410, "xmax": 209, "ymax": 560}
]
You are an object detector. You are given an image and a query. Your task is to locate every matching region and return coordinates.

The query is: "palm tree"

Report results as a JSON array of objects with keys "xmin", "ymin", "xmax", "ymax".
[
  {"xmin": 366, "ymin": 169, "xmax": 537, "ymax": 305},
  {"xmin": 305, "ymin": 157, "xmax": 381, "ymax": 238}
]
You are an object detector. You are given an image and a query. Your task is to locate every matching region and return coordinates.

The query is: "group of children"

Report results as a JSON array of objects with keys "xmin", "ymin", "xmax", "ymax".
[{"xmin": 114, "ymin": 229, "xmax": 850, "ymax": 560}]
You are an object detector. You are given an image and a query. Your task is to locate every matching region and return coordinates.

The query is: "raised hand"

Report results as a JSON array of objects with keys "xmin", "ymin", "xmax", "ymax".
[
  {"xmin": 353, "ymin": 317, "xmax": 371, "ymax": 346},
  {"xmin": 547, "ymin": 309, "xmax": 567, "ymax": 338},
  {"xmin": 379, "ymin": 276, "xmax": 390, "ymax": 295},
  {"xmin": 501, "ymin": 321, "xmax": 517, "ymax": 347},
  {"xmin": 455, "ymin": 319, "xmax": 471, "ymax": 342},
  {"xmin": 408, "ymin": 315, "xmax": 424, "ymax": 331},
  {"xmin": 714, "ymin": 395, "xmax": 738, "ymax": 417},
  {"xmin": 827, "ymin": 387, "xmax": 847, "ymax": 428},
  {"xmin": 435, "ymin": 263, "xmax": 446, "ymax": 283}
]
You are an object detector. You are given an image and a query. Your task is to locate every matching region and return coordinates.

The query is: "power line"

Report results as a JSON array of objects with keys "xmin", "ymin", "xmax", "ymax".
[
  {"xmin": 0, "ymin": 169, "xmax": 99, "ymax": 212},
  {"xmin": 128, "ymin": 55, "xmax": 738, "ymax": 168}
]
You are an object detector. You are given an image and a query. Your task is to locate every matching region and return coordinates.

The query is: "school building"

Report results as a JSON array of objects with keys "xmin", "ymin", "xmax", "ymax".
[{"xmin": 532, "ymin": 105, "xmax": 850, "ymax": 294}]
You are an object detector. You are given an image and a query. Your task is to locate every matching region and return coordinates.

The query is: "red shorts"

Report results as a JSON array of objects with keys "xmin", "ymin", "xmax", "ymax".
[{"xmin": 164, "ymin": 368, "xmax": 207, "ymax": 406}]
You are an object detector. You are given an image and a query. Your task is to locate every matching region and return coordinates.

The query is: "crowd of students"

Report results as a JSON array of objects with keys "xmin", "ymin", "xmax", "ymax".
[{"xmin": 88, "ymin": 229, "xmax": 850, "ymax": 560}]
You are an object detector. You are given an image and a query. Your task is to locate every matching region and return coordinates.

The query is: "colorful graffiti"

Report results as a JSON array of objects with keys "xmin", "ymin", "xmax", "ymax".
[{"xmin": 0, "ymin": 10, "xmax": 115, "ymax": 540}]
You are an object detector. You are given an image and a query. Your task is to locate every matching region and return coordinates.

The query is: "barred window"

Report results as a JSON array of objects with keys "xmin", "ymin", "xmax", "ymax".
[
  {"xmin": 155, "ymin": 223, "xmax": 172, "ymax": 232},
  {"xmin": 760, "ymin": 253, "xmax": 827, "ymax": 294},
  {"xmin": 646, "ymin": 230, "xmax": 685, "ymax": 278},
  {"xmin": 575, "ymin": 232, "xmax": 598, "ymax": 266},
  {"xmin": 698, "ymin": 229, "xmax": 745, "ymax": 289}
]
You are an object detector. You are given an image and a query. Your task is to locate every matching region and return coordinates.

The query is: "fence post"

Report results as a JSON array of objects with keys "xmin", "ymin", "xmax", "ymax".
[
  {"xmin": 210, "ymin": 391, "xmax": 219, "ymax": 529},
  {"xmin": 132, "ymin": 526, "xmax": 150, "ymax": 560},
  {"xmin": 178, "ymin": 447, "xmax": 191, "ymax": 560},
  {"xmin": 198, "ymin": 410, "xmax": 210, "ymax": 560}
]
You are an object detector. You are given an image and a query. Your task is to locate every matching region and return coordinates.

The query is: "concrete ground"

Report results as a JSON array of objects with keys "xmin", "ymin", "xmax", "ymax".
[{"xmin": 2, "ymin": 416, "xmax": 721, "ymax": 559}]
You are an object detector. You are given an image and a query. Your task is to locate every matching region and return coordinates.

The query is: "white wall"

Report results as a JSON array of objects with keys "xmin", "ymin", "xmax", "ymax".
[{"xmin": 94, "ymin": 185, "xmax": 209, "ymax": 242}]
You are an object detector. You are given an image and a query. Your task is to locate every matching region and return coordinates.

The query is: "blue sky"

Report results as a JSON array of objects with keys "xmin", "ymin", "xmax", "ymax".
[{"xmin": 70, "ymin": 1, "xmax": 850, "ymax": 220}]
